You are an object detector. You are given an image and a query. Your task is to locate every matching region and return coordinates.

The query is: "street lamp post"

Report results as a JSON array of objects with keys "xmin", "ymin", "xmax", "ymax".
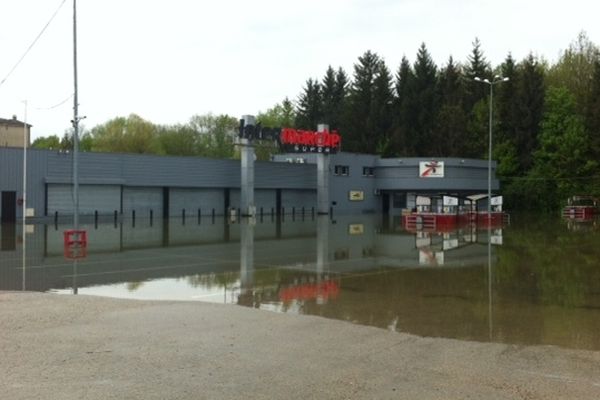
[
  {"xmin": 474, "ymin": 75, "xmax": 509, "ymax": 225},
  {"xmin": 474, "ymin": 75, "xmax": 508, "ymax": 342}
]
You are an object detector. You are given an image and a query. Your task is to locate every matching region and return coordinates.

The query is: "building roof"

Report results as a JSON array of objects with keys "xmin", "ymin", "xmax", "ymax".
[{"xmin": 0, "ymin": 116, "xmax": 33, "ymax": 128}]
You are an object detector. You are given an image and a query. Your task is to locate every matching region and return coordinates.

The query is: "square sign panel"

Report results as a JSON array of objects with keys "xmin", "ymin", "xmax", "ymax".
[{"xmin": 419, "ymin": 161, "xmax": 444, "ymax": 178}]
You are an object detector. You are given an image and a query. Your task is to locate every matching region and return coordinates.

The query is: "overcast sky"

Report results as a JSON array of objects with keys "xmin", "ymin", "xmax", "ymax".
[{"xmin": 1, "ymin": 0, "xmax": 599, "ymax": 140}]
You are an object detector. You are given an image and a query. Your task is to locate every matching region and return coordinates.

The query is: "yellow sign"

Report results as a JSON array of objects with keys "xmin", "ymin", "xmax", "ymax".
[
  {"xmin": 348, "ymin": 224, "xmax": 364, "ymax": 235},
  {"xmin": 349, "ymin": 190, "xmax": 364, "ymax": 201}
]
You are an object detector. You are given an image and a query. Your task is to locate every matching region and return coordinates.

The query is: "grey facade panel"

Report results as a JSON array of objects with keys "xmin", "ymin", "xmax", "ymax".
[
  {"xmin": 0, "ymin": 147, "xmax": 47, "ymax": 219},
  {"xmin": 375, "ymin": 178, "xmax": 497, "ymax": 191}
]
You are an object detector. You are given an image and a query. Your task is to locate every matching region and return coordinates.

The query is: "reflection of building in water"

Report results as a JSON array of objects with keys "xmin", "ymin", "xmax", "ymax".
[{"xmin": 0, "ymin": 215, "xmax": 499, "ymax": 293}]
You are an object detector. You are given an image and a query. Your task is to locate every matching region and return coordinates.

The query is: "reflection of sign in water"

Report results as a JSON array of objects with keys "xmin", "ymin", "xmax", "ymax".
[
  {"xmin": 443, "ymin": 196, "xmax": 458, "ymax": 206},
  {"xmin": 443, "ymin": 239, "xmax": 459, "ymax": 250},
  {"xmin": 416, "ymin": 196, "xmax": 431, "ymax": 206},
  {"xmin": 419, "ymin": 249, "xmax": 444, "ymax": 266},
  {"xmin": 491, "ymin": 196, "xmax": 503, "ymax": 206},
  {"xmin": 349, "ymin": 191, "xmax": 364, "ymax": 201},
  {"xmin": 279, "ymin": 281, "xmax": 340, "ymax": 302},
  {"xmin": 348, "ymin": 224, "xmax": 364, "ymax": 235},
  {"xmin": 419, "ymin": 161, "xmax": 444, "ymax": 178},
  {"xmin": 491, "ymin": 229, "xmax": 503, "ymax": 245}
]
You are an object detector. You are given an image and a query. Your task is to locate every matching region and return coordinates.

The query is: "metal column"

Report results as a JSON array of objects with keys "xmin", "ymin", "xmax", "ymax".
[
  {"xmin": 240, "ymin": 115, "xmax": 256, "ymax": 217},
  {"xmin": 316, "ymin": 124, "xmax": 330, "ymax": 215}
]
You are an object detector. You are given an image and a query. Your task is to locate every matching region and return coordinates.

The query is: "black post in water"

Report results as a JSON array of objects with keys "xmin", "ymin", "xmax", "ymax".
[
  {"xmin": 302, "ymin": 207, "xmax": 305, "ymax": 221},
  {"xmin": 132, "ymin": 210, "xmax": 136, "ymax": 227},
  {"xmin": 212, "ymin": 208, "xmax": 215, "ymax": 224},
  {"xmin": 182, "ymin": 209, "xmax": 186, "ymax": 225},
  {"xmin": 94, "ymin": 210, "xmax": 98, "ymax": 229},
  {"xmin": 54, "ymin": 211, "xmax": 58, "ymax": 229},
  {"xmin": 198, "ymin": 208, "xmax": 201, "ymax": 224},
  {"xmin": 114, "ymin": 210, "xmax": 118, "ymax": 228},
  {"xmin": 150, "ymin": 209, "xmax": 154, "ymax": 226}
]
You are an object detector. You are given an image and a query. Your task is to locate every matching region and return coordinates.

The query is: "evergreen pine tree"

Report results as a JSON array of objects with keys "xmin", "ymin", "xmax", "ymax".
[
  {"xmin": 463, "ymin": 38, "xmax": 491, "ymax": 111},
  {"xmin": 295, "ymin": 78, "xmax": 322, "ymax": 130},
  {"xmin": 463, "ymin": 39, "xmax": 492, "ymax": 158},
  {"xmin": 514, "ymin": 54, "xmax": 545, "ymax": 173},
  {"xmin": 493, "ymin": 53, "xmax": 520, "ymax": 177},
  {"xmin": 321, "ymin": 66, "xmax": 337, "ymax": 128},
  {"xmin": 412, "ymin": 43, "xmax": 438, "ymax": 156},
  {"xmin": 392, "ymin": 56, "xmax": 415, "ymax": 155},
  {"xmin": 320, "ymin": 66, "xmax": 348, "ymax": 131},
  {"xmin": 370, "ymin": 62, "xmax": 394, "ymax": 156},
  {"xmin": 344, "ymin": 50, "xmax": 384, "ymax": 153},
  {"xmin": 435, "ymin": 56, "xmax": 467, "ymax": 156},
  {"xmin": 333, "ymin": 67, "xmax": 349, "ymax": 132}
]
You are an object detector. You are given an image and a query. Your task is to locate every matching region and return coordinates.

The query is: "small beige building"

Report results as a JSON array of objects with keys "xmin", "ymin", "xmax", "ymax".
[{"xmin": 0, "ymin": 116, "xmax": 31, "ymax": 148}]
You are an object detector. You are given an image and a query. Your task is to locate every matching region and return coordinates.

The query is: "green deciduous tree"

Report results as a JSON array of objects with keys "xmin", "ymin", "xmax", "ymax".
[
  {"xmin": 547, "ymin": 31, "xmax": 600, "ymax": 116},
  {"xmin": 31, "ymin": 135, "xmax": 61, "ymax": 150},
  {"xmin": 532, "ymin": 87, "xmax": 598, "ymax": 208},
  {"xmin": 90, "ymin": 114, "xmax": 161, "ymax": 154}
]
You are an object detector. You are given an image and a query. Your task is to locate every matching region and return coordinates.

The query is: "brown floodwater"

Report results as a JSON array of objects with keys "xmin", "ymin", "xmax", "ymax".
[{"xmin": 1, "ymin": 214, "xmax": 599, "ymax": 350}]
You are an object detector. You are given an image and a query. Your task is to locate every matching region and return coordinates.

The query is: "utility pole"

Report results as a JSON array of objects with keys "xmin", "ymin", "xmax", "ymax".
[{"xmin": 72, "ymin": 0, "xmax": 80, "ymax": 230}]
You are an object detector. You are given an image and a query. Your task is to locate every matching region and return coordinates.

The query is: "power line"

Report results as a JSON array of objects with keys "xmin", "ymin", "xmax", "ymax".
[
  {"xmin": 35, "ymin": 93, "xmax": 74, "ymax": 110},
  {"xmin": 0, "ymin": 0, "xmax": 68, "ymax": 89}
]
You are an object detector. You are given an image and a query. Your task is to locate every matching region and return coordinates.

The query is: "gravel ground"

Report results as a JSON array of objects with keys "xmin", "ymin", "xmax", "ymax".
[{"xmin": 1, "ymin": 291, "xmax": 599, "ymax": 399}]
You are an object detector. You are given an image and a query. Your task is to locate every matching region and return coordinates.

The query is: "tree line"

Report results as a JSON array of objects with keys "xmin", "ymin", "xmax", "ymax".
[
  {"xmin": 33, "ymin": 33, "xmax": 600, "ymax": 211},
  {"xmin": 291, "ymin": 33, "xmax": 600, "ymax": 211}
]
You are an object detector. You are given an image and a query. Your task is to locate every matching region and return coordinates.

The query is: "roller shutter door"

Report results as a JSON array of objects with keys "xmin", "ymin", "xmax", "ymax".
[
  {"xmin": 123, "ymin": 187, "xmax": 163, "ymax": 218},
  {"xmin": 48, "ymin": 184, "xmax": 120, "ymax": 215},
  {"xmin": 169, "ymin": 188, "xmax": 225, "ymax": 216}
]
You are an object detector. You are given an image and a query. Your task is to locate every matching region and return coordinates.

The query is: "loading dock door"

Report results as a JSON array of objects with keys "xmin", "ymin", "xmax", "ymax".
[
  {"xmin": 1, "ymin": 191, "xmax": 17, "ymax": 223},
  {"xmin": 123, "ymin": 187, "xmax": 163, "ymax": 218},
  {"xmin": 48, "ymin": 184, "xmax": 121, "ymax": 215}
]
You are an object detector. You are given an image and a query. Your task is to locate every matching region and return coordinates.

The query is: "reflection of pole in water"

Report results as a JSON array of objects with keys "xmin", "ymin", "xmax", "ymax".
[
  {"xmin": 238, "ymin": 219, "xmax": 255, "ymax": 306},
  {"xmin": 22, "ymin": 101, "xmax": 27, "ymax": 292},
  {"xmin": 316, "ymin": 216, "xmax": 330, "ymax": 304},
  {"xmin": 487, "ymin": 230, "xmax": 493, "ymax": 340},
  {"xmin": 72, "ymin": 259, "xmax": 78, "ymax": 295},
  {"xmin": 21, "ymin": 226, "xmax": 26, "ymax": 291}
]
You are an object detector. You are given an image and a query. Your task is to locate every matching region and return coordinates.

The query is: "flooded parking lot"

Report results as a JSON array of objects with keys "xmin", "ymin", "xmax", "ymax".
[{"xmin": 2, "ymin": 214, "xmax": 600, "ymax": 350}]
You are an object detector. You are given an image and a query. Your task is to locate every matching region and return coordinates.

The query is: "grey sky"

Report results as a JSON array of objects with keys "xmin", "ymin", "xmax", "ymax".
[{"xmin": 1, "ymin": 0, "xmax": 598, "ymax": 139}]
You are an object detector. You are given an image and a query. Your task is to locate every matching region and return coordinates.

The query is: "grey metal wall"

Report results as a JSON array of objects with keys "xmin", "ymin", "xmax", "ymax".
[
  {"xmin": 374, "ymin": 158, "xmax": 498, "ymax": 192},
  {"xmin": 0, "ymin": 148, "xmax": 318, "ymax": 220},
  {"xmin": 1, "ymin": 147, "xmax": 500, "ymax": 221}
]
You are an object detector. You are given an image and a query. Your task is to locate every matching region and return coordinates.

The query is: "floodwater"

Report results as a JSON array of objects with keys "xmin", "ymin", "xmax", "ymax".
[{"xmin": 1, "ymin": 213, "xmax": 600, "ymax": 351}]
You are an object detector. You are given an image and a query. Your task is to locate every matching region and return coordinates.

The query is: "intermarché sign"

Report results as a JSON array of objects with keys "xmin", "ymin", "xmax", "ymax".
[{"xmin": 238, "ymin": 120, "xmax": 341, "ymax": 154}]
